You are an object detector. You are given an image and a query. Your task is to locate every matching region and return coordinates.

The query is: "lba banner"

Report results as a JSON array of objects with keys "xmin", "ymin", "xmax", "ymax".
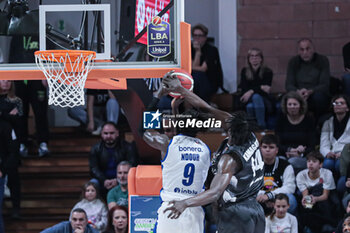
[{"xmin": 134, "ymin": 0, "xmax": 171, "ymax": 45}]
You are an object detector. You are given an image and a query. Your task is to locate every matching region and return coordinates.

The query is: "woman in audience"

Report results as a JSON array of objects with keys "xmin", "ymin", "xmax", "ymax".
[
  {"xmin": 0, "ymin": 80, "xmax": 22, "ymax": 218},
  {"xmin": 239, "ymin": 48, "xmax": 274, "ymax": 129},
  {"xmin": 104, "ymin": 205, "xmax": 128, "ymax": 233},
  {"xmin": 265, "ymin": 193, "xmax": 298, "ymax": 233},
  {"xmin": 320, "ymin": 94, "xmax": 350, "ymax": 176},
  {"xmin": 275, "ymin": 91, "xmax": 317, "ymax": 173},
  {"xmin": 71, "ymin": 181, "xmax": 108, "ymax": 232}
]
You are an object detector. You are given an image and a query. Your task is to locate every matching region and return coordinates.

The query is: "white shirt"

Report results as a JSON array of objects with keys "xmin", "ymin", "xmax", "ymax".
[
  {"xmin": 160, "ymin": 134, "xmax": 210, "ymax": 201},
  {"xmin": 265, "ymin": 213, "xmax": 298, "ymax": 233},
  {"xmin": 296, "ymin": 168, "xmax": 336, "ymax": 192}
]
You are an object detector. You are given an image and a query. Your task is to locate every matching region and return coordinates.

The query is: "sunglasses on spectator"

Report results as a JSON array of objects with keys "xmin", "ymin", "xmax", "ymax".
[{"xmin": 333, "ymin": 101, "xmax": 345, "ymax": 106}]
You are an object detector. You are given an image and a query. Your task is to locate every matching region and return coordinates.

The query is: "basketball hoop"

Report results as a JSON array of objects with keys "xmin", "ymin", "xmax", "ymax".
[{"xmin": 34, "ymin": 50, "xmax": 96, "ymax": 108}]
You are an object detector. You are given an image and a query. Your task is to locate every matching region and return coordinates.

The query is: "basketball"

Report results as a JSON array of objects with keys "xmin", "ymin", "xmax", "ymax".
[
  {"xmin": 168, "ymin": 71, "xmax": 194, "ymax": 98},
  {"xmin": 152, "ymin": 16, "xmax": 162, "ymax": 26}
]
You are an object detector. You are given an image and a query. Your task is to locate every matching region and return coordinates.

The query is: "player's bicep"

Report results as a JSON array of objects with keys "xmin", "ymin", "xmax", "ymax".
[{"xmin": 209, "ymin": 154, "xmax": 237, "ymax": 194}]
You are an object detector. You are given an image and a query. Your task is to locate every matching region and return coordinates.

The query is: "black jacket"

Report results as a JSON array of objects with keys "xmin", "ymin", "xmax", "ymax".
[{"xmin": 89, "ymin": 140, "xmax": 138, "ymax": 184}]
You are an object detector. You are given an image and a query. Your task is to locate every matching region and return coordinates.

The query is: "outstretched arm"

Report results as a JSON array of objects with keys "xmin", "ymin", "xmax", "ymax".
[
  {"xmin": 162, "ymin": 73, "xmax": 231, "ymax": 130},
  {"xmin": 164, "ymin": 154, "xmax": 239, "ymax": 219}
]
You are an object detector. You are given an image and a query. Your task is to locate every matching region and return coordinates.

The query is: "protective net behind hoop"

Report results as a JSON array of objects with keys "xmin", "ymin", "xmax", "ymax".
[{"xmin": 34, "ymin": 50, "xmax": 96, "ymax": 108}]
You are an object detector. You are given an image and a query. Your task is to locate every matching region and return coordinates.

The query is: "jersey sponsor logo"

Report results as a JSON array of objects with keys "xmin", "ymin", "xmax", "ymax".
[
  {"xmin": 181, "ymin": 153, "xmax": 199, "ymax": 161},
  {"xmin": 178, "ymin": 146, "xmax": 203, "ymax": 152},
  {"xmin": 174, "ymin": 187, "xmax": 198, "ymax": 195},
  {"xmin": 243, "ymin": 139, "xmax": 259, "ymax": 161}
]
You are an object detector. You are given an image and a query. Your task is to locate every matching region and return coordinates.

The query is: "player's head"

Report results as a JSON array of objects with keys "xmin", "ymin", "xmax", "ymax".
[
  {"xmin": 176, "ymin": 108, "xmax": 209, "ymax": 137},
  {"xmin": 70, "ymin": 208, "xmax": 88, "ymax": 231},
  {"xmin": 227, "ymin": 111, "xmax": 252, "ymax": 146}
]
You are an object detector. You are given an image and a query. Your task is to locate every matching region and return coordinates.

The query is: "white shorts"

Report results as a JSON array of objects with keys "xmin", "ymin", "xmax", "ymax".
[{"xmin": 155, "ymin": 201, "xmax": 205, "ymax": 233}]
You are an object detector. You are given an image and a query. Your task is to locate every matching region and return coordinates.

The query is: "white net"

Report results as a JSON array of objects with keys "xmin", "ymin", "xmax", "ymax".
[{"xmin": 35, "ymin": 50, "xmax": 95, "ymax": 108}]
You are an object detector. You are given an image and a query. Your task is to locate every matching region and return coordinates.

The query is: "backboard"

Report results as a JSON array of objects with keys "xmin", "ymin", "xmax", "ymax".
[{"xmin": 0, "ymin": 0, "xmax": 191, "ymax": 90}]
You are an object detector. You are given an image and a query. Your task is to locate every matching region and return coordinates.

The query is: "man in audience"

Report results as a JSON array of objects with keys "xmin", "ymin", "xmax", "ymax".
[
  {"xmin": 89, "ymin": 122, "xmax": 137, "ymax": 197},
  {"xmin": 256, "ymin": 134, "xmax": 297, "ymax": 216},
  {"xmin": 107, "ymin": 161, "xmax": 131, "ymax": 209},
  {"xmin": 286, "ymin": 38, "xmax": 331, "ymax": 117},
  {"xmin": 41, "ymin": 208, "xmax": 98, "ymax": 233}
]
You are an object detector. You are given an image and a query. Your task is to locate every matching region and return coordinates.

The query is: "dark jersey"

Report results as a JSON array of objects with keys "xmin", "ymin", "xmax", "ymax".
[{"xmin": 211, "ymin": 134, "xmax": 264, "ymax": 203}]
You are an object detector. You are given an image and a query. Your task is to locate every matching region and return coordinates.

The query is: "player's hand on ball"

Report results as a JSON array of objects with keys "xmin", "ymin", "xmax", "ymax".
[
  {"xmin": 162, "ymin": 73, "xmax": 182, "ymax": 92},
  {"xmin": 163, "ymin": 200, "xmax": 186, "ymax": 219}
]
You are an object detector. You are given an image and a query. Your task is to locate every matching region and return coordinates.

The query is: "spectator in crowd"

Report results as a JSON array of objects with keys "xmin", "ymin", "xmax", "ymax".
[
  {"xmin": 335, "ymin": 199, "xmax": 350, "ymax": 233},
  {"xmin": 239, "ymin": 48, "xmax": 274, "ymax": 129},
  {"xmin": 103, "ymin": 205, "xmax": 128, "ymax": 233},
  {"xmin": 89, "ymin": 122, "xmax": 137, "ymax": 197},
  {"xmin": 286, "ymin": 38, "xmax": 331, "ymax": 118},
  {"xmin": 0, "ymin": 80, "xmax": 22, "ymax": 219},
  {"xmin": 296, "ymin": 151, "xmax": 336, "ymax": 233},
  {"xmin": 320, "ymin": 94, "xmax": 350, "ymax": 177},
  {"xmin": 191, "ymin": 24, "xmax": 225, "ymax": 102},
  {"xmin": 71, "ymin": 182, "xmax": 108, "ymax": 232},
  {"xmin": 41, "ymin": 208, "xmax": 98, "ymax": 233},
  {"xmin": 107, "ymin": 161, "xmax": 131, "ymax": 209},
  {"xmin": 342, "ymin": 213, "xmax": 350, "ymax": 233},
  {"xmin": 9, "ymin": 35, "xmax": 50, "ymax": 157},
  {"xmin": 340, "ymin": 144, "xmax": 350, "ymax": 199},
  {"xmin": 342, "ymin": 42, "xmax": 350, "ymax": 97},
  {"xmin": 256, "ymin": 134, "xmax": 297, "ymax": 216},
  {"xmin": 275, "ymin": 91, "xmax": 317, "ymax": 173},
  {"xmin": 0, "ymin": 120, "xmax": 18, "ymax": 232},
  {"xmin": 68, "ymin": 90, "xmax": 120, "ymax": 135},
  {"xmin": 264, "ymin": 193, "xmax": 298, "ymax": 233}
]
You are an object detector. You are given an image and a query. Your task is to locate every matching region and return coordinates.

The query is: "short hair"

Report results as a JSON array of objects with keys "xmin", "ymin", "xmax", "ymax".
[
  {"xmin": 71, "ymin": 208, "xmax": 87, "ymax": 219},
  {"xmin": 102, "ymin": 121, "xmax": 119, "ymax": 131},
  {"xmin": 108, "ymin": 205, "xmax": 128, "ymax": 232},
  {"xmin": 176, "ymin": 108, "xmax": 210, "ymax": 137},
  {"xmin": 306, "ymin": 151, "xmax": 324, "ymax": 163},
  {"xmin": 260, "ymin": 134, "xmax": 279, "ymax": 146},
  {"xmin": 281, "ymin": 91, "xmax": 308, "ymax": 115},
  {"xmin": 191, "ymin": 24, "xmax": 208, "ymax": 36},
  {"xmin": 297, "ymin": 38, "xmax": 313, "ymax": 46},
  {"xmin": 117, "ymin": 161, "xmax": 132, "ymax": 170},
  {"xmin": 227, "ymin": 111, "xmax": 252, "ymax": 146}
]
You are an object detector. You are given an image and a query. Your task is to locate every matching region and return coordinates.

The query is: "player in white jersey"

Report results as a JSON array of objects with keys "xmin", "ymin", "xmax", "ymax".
[
  {"xmin": 162, "ymin": 73, "xmax": 265, "ymax": 233},
  {"xmin": 140, "ymin": 86, "xmax": 211, "ymax": 233}
]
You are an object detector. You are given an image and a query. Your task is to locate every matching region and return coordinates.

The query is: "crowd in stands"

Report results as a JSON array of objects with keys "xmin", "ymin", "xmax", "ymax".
[{"xmin": 1, "ymin": 23, "xmax": 350, "ymax": 233}]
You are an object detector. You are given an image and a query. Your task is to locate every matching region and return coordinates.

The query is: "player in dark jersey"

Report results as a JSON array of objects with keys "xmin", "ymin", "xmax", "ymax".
[{"xmin": 162, "ymin": 73, "xmax": 265, "ymax": 233}]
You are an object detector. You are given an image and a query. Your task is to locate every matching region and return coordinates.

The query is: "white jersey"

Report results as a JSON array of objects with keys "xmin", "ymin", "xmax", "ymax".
[{"xmin": 160, "ymin": 134, "xmax": 211, "ymax": 201}]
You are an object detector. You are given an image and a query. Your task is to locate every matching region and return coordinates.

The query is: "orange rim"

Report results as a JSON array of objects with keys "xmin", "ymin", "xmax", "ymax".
[{"xmin": 34, "ymin": 50, "xmax": 96, "ymax": 61}]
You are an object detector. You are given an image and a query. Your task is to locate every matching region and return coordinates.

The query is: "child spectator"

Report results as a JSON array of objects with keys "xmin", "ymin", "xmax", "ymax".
[
  {"xmin": 71, "ymin": 181, "xmax": 108, "ymax": 232},
  {"xmin": 296, "ymin": 151, "xmax": 336, "ymax": 233},
  {"xmin": 257, "ymin": 134, "xmax": 297, "ymax": 216},
  {"xmin": 265, "ymin": 193, "xmax": 298, "ymax": 233},
  {"xmin": 103, "ymin": 205, "xmax": 128, "ymax": 233},
  {"xmin": 239, "ymin": 48, "xmax": 274, "ymax": 129}
]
